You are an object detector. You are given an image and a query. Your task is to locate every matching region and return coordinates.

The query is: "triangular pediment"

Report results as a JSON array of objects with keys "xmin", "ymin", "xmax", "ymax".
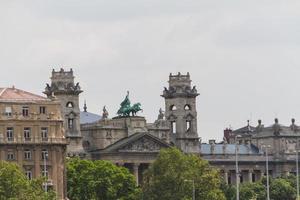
[
  {"xmin": 119, "ymin": 136, "xmax": 167, "ymax": 152},
  {"xmin": 102, "ymin": 133, "xmax": 170, "ymax": 153}
]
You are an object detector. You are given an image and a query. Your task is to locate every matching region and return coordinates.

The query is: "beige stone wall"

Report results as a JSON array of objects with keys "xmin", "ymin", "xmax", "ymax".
[
  {"xmin": 81, "ymin": 116, "xmax": 170, "ymax": 151},
  {"xmin": 0, "ymin": 99, "xmax": 67, "ymax": 200}
]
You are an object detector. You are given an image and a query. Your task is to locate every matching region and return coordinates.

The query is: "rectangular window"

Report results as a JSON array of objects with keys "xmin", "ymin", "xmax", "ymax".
[
  {"xmin": 41, "ymin": 127, "xmax": 48, "ymax": 141},
  {"xmin": 6, "ymin": 127, "xmax": 13, "ymax": 141},
  {"xmin": 68, "ymin": 118, "xmax": 73, "ymax": 129},
  {"xmin": 171, "ymin": 121, "xmax": 176, "ymax": 134},
  {"xmin": 23, "ymin": 128, "xmax": 31, "ymax": 141},
  {"xmin": 24, "ymin": 150, "xmax": 32, "ymax": 160},
  {"xmin": 7, "ymin": 152, "xmax": 15, "ymax": 160},
  {"xmin": 41, "ymin": 168, "xmax": 48, "ymax": 178},
  {"xmin": 39, "ymin": 106, "xmax": 46, "ymax": 114},
  {"xmin": 5, "ymin": 107, "xmax": 12, "ymax": 117},
  {"xmin": 186, "ymin": 121, "xmax": 191, "ymax": 132},
  {"xmin": 41, "ymin": 150, "xmax": 48, "ymax": 160},
  {"xmin": 252, "ymin": 173, "xmax": 256, "ymax": 182},
  {"xmin": 25, "ymin": 171, "xmax": 32, "ymax": 180},
  {"xmin": 22, "ymin": 106, "xmax": 29, "ymax": 117}
]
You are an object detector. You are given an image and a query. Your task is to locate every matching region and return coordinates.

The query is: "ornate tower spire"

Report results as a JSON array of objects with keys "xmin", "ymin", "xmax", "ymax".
[
  {"xmin": 162, "ymin": 72, "xmax": 200, "ymax": 153},
  {"xmin": 44, "ymin": 68, "xmax": 83, "ymax": 155}
]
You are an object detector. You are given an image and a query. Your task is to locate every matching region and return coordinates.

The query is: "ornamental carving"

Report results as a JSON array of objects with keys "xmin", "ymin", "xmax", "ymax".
[{"xmin": 119, "ymin": 137, "xmax": 162, "ymax": 152}]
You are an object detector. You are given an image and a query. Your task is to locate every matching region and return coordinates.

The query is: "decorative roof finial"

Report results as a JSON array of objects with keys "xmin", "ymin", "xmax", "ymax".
[
  {"xmin": 102, "ymin": 106, "xmax": 109, "ymax": 119},
  {"xmin": 157, "ymin": 108, "xmax": 164, "ymax": 120},
  {"xmin": 83, "ymin": 100, "xmax": 87, "ymax": 112},
  {"xmin": 292, "ymin": 118, "xmax": 295, "ymax": 124},
  {"xmin": 258, "ymin": 119, "xmax": 262, "ymax": 125}
]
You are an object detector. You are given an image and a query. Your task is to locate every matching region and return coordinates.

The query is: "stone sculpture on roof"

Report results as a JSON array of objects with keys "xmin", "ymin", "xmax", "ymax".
[
  {"xmin": 102, "ymin": 106, "xmax": 109, "ymax": 119},
  {"xmin": 117, "ymin": 91, "xmax": 142, "ymax": 117}
]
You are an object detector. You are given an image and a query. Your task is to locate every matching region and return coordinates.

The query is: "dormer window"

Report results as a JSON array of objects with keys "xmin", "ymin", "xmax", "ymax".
[{"xmin": 66, "ymin": 102, "xmax": 74, "ymax": 108}]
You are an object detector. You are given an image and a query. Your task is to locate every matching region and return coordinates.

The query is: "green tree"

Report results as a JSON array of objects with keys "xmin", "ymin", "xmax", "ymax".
[
  {"xmin": 0, "ymin": 161, "xmax": 55, "ymax": 200},
  {"xmin": 220, "ymin": 181, "xmax": 235, "ymax": 200},
  {"xmin": 67, "ymin": 158, "xmax": 141, "ymax": 200},
  {"xmin": 270, "ymin": 178, "xmax": 296, "ymax": 200},
  {"xmin": 142, "ymin": 147, "xmax": 225, "ymax": 200}
]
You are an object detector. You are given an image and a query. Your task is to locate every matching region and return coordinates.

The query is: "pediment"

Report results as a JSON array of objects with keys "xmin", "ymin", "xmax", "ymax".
[
  {"xmin": 118, "ymin": 136, "xmax": 166, "ymax": 152},
  {"xmin": 100, "ymin": 133, "xmax": 170, "ymax": 153}
]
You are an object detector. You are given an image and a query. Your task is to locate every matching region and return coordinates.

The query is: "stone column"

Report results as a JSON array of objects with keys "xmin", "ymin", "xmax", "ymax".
[
  {"xmin": 52, "ymin": 147, "xmax": 58, "ymax": 192},
  {"xmin": 133, "ymin": 163, "xmax": 140, "ymax": 186},
  {"xmin": 284, "ymin": 170, "xmax": 290, "ymax": 177},
  {"xmin": 248, "ymin": 170, "xmax": 253, "ymax": 183},
  {"xmin": 0, "ymin": 148, "xmax": 4, "ymax": 160},
  {"xmin": 34, "ymin": 147, "xmax": 40, "ymax": 178},
  {"xmin": 17, "ymin": 146, "xmax": 23, "ymax": 165},
  {"xmin": 224, "ymin": 171, "xmax": 228, "ymax": 184},
  {"xmin": 260, "ymin": 171, "xmax": 264, "ymax": 180}
]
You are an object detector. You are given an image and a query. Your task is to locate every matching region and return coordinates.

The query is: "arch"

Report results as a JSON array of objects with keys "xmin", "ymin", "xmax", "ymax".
[
  {"xmin": 169, "ymin": 105, "xmax": 177, "ymax": 111},
  {"xmin": 66, "ymin": 102, "xmax": 74, "ymax": 108},
  {"xmin": 184, "ymin": 104, "xmax": 191, "ymax": 111}
]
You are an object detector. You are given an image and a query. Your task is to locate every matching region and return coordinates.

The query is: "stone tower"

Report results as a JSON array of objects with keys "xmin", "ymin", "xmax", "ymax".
[
  {"xmin": 162, "ymin": 72, "xmax": 200, "ymax": 153},
  {"xmin": 44, "ymin": 68, "xmax": 84, "ymax": 155}
]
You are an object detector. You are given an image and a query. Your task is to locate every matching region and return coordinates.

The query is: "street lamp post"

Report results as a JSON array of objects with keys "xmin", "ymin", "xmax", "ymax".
[
  {"xmin": 235, "ymin": 135, "xmax": 241, "ymax": 200},
  {"xmin": 296, "ymin": 148, "xmax": 299, "ymax": 200},
  {"xmin": 296, "ymin": 140, "xmax": 300, "ymax": 200},
  {"xmin": 262, "ymin": 144, "xmax": 271, "ymax": 200},
  {"xmin": 184, "ymin": 179, "xmax": 195, "ymax": 200},
  {"xmin": 43, "ymin": 151, "xmax": 48, "ymax": 193}
]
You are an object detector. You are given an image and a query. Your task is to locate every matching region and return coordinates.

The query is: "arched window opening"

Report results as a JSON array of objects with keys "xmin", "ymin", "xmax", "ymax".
[
  {"xmin": 186, "ymin": 120, "xmax": 191, "ymax": 132},
  {"xmin": 171, "ymin": 121, "xmax": 176, "ymax": 134},
  {"xmin": 170, "ymin": 105, "xmax": 177, "ymax": 111},
  {"xmin": 184, "ymin": 104, "xmax": 191, "ymax": 111},
  {"xmin": 66, "ymin": 102, "xmax": 74, "ymax": 108}
]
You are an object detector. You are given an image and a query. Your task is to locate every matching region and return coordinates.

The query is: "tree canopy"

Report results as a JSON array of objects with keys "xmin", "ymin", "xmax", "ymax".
[
  {"xmin": 142, "ymin": 147, "xmax": 226, "ymax": 200},
  {"xmin": 222, "ymin": 175, "xmax": 298, "ymax": 200},
  {"xmin": 67, "ymin": 158, "xmax": 141, "ymax": 200},
  {"xmin": 0, "ymin": 161, "xmax": 55, "ymax": 200}
]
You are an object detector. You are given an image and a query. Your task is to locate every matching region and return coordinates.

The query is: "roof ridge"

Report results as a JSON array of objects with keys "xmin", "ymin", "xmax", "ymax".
[
  {"xmin": 0, "ymin": 88, "xmax": 7, "ymax": 97},
  {"xmin": 12, "ymin": 87, "xmax": 46, "ymax": 99}
]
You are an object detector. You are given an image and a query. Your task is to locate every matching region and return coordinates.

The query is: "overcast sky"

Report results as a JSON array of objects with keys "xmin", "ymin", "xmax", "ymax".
[{"xmin": 1, "ymin": 1, "xmax": 300, "ymax": 142}]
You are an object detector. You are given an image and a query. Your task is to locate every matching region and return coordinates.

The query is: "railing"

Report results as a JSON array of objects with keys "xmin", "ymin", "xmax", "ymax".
[
  {"xmin": 0, "ymin": 137, "xmax": 66, "ymax": 144},
  {"xmin": 0, "ymin": 113, "xmax": 63, "ymax": 121}
]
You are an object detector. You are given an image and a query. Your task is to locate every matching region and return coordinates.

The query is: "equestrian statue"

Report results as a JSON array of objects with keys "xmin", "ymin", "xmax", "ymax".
[{"xmin": 117, "ymin": 91, "xmax": 142, "ymax": 117}]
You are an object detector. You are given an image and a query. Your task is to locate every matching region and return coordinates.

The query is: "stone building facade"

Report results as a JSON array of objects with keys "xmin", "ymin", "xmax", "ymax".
[
  {"xmin": 80, "ymin": 73, "xmax": 200, "ymax": 184},
  {"xmin": 0, "ymin": 87, "xmax": 67, "ymax": 199},
  {"xmin": 207, "ymin": 118, "xmax": 300, "ymax": 184},
  {"xmin": 34, "ymin": 68, "xmax": 298, "ymax": 187},
  {"xmin": 44, "ymin": 68, "xmax": 84, "ymax": 156}
]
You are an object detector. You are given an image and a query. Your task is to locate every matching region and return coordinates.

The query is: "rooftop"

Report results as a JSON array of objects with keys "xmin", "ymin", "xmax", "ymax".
[
  {"xmin": 80, "ymin": 111, "xmax": 102, "ymax": 124},
  {"xmin": 0, "ymin": 87, "xmax": 48, "ymax": 102}
]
